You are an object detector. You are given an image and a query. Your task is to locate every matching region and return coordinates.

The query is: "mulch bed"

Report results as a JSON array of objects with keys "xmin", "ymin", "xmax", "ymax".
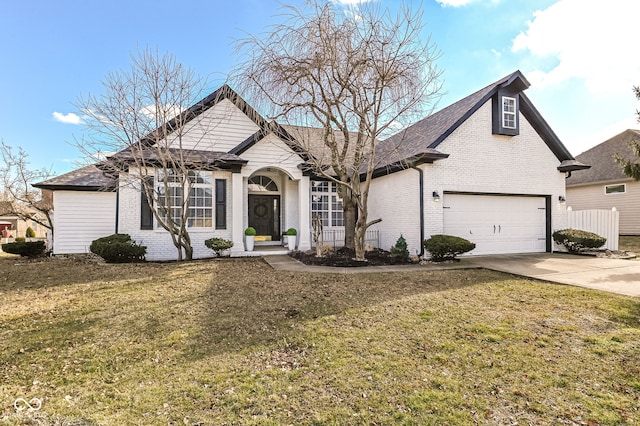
[{"xmin": 289, "ymin": 247, "xmax": 413, "ymax": 267}]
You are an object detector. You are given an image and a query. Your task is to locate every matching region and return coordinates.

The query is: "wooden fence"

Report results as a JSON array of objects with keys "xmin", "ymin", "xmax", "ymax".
[{"xmin": 567, "ymin": 207, "xmax": 619, "ymax": 250}]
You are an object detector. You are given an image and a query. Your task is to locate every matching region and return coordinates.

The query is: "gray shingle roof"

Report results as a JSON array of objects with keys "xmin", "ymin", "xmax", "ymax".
[
  {"xmin": 33, "ymin": 164, "xmax": 117, "ymax": 191},
  {"xmin": 566, "ymin": 129, "xmax": 640, "ymax": 186}
]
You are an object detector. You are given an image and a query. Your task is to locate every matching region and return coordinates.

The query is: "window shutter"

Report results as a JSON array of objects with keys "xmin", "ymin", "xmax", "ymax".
[
  {"xmin": 215, "ymin": 179, "xmax": 227, "ymax": 229},
  {"xmin": 140, "ymin": 177, "xmax": 154, "ymax": 230}
]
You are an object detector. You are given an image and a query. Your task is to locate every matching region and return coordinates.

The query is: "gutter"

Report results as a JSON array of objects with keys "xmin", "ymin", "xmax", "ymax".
[
  {"xmin": 411, "ymin": 165, "xmax": 425, "ymax": 257},
  {"xmin": 115, "ymin": 187, "xmax": 119, "ymax": 234}
]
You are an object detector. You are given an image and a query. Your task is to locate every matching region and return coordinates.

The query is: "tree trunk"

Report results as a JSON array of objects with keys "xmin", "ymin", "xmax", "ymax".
[{"xmin": 343, "ymin": 199, "xmax": 357, "ymax": 250}]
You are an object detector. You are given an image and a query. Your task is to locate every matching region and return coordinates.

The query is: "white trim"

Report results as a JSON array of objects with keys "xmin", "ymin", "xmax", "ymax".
[
  {"xmin": 502, "ymin": 96, "xmax": 517, "ymax": 129},
  {"xmin": 605, "ymin": 183, "xmax": 626, "ymax": 194}
]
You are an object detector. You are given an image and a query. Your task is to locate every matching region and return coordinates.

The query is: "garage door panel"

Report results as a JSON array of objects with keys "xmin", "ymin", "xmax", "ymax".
[{"xmin": 442, "ymin": 194, "xmax": 547, "ymax": 255}]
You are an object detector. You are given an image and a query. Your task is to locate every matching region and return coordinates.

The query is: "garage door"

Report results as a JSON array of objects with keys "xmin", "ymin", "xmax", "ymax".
[{"xmin": 443, "ymin": 194, "xmax": 547, "ymax": 255}]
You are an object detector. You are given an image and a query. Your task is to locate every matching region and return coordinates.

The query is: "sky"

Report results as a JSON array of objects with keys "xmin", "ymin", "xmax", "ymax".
[{"xmin": 1, "ymin": 0, "xmax": 639, "ymax": 175}]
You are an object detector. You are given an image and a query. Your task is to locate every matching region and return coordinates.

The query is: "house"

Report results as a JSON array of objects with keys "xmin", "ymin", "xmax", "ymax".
[
  {"xmin": 566, "ymin": 129, "xmax": 640, "ymax": 235},
  {"xmin": 0, "ymin": 201, "xmax": 48, "ymax": 239},
  {"xmin": 35, "ymin": 70, "xmax": 588, "ymax": 260}
]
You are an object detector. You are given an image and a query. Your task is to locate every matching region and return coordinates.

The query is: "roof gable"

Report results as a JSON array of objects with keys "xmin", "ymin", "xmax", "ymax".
[
  {"xmin": 376, "ymin": 70, "xmax": 584, "ymax": 173},
  {"xmin": 566, "ymin": 129, "xmax": 640, "ymax": 186}
]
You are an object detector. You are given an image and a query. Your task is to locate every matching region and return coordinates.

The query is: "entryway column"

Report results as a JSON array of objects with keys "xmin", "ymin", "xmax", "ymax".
[
  {"xmin": 297, "ymin": 175, "xmax": 311, "ymax": 251},
  {"xmin": 231, "ymin": 172, "xmax": 245, "ymax": 254}
]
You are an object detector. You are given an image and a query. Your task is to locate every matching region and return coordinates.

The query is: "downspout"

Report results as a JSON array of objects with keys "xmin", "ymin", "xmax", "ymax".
[
  {"xmin": 114, "ymin": 187, "xmax": 119, "ymax": 234},
  {"xmin": 411, "ymin": 165, "xmax": 425, "ymax": 257}
]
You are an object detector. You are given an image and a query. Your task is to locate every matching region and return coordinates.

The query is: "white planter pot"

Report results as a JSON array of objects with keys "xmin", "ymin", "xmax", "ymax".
[
  {"xmin": 245, "ymin": 235, "xmax": 255, "ymax": 251},
  {"xmin": 287, "ymin": 235, "xmax": 297, "ymax": 250}
]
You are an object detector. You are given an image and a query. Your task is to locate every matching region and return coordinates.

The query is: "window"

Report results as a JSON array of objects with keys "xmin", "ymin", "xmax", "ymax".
[
  {"xmin": 248, "ymin": 175, "xmax": 278, "ymax": 192},
  {"xmin": 502, "ymin": 96, "xmax": 516, "ymax": 129},
  {"xmin": 605, "ymin": 184, "xmax": 626, "ymax": 194},
  {"xmin": 157, "ymin": 170, "xmax": 213, "ymax": 228},
  {"xmin": 311, "ymin": 181, "xmax": 344, "ymax": 227}
]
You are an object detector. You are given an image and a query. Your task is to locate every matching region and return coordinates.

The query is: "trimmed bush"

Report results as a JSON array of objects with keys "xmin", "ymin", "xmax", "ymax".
[
  {"xmin": 390, "ymin": 234, "xmax": 410, "ymax": 262},
  {"xmin": 1, "ymin": 240, "xmax": 46, "ymax": 258},
  {"xmin": 552, "ymin": 229, "xmax": 606, "ymax": 253},
  {"xmin": 244, "ymin": 227, "xmax": 257, "ymax": 236},
  {"xmin": 205, "ymin": 237, "xmax": 234, "ymax": 257},
  {"xmin": 15, "ymin": 237, "xmax": 26, "ymax": 243},
  {"xmin": 285, "ymin": 228, "xmax": 297, "ymax": 236},
  {"xmin": 424, "ymin": 234, "xmax": 475, "ymax": 262},
  {"xmin": 90, "ymin": 233, "xmax": 146, "ymax": 263},
  {"xmin": 25, "ymin": 227, "xmax": 36, "ymax": 238}
]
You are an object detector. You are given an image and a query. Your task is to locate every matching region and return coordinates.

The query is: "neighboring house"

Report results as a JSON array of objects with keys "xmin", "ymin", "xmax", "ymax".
[
  {"xmin": 566, "ymin": 129, "xmax": 640, "ymax": 235},
  {"xmin": 0, "ymin": 201, "xmax": 48, "ymax": 239},
  {"xmin": 35, "ymin": 70, "xmax": 588, "ymax": 260}
]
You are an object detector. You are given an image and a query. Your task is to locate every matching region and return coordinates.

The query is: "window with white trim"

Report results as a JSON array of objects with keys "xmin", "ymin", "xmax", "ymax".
[
  {"xmin": 157, "ymin": 170, "xmax": 213, "ymax": 227},
  {"xmin": 311, "ymin": 181, "xmax": 344, "ymax": 227},
  {"xmin": 502, "ymin": 96, "xmax": 516, "ymax": 129},
  {"xmin": 605, "ymin": 183, "xmax": 626, "ymax": 194}
]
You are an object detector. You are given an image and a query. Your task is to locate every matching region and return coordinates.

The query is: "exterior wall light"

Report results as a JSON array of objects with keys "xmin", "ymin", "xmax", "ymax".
[
  {"xmin": 432, "ymin": 191, "xmax": 440, "ymax": 202},
  {"xmin": 558, "ymin": 195, "xmax": 566, "ymax": 202}
]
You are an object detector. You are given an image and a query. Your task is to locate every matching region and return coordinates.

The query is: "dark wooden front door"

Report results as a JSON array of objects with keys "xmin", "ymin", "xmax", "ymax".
[{"xmin": 248, "ymin": 195, "xmax": 280, "ymax": 241}]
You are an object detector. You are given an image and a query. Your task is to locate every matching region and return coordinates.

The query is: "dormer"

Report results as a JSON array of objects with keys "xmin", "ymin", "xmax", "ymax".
[
  {"xmin": 491, "ymin": 71, "xmax": 529, "ymax": 137},
  {"xmin": 492, "ymin": 88, "xmax": 520, "ymax": 136}
]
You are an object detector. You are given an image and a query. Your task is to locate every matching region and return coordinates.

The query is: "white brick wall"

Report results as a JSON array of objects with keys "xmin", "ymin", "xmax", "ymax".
[
  {"xmin": 118, "ymin": 170, "xmax": 234, "ymax": 261},
  {"xmin": 370, "ymin": 100, "xmax": 568, "ymax": 255}
]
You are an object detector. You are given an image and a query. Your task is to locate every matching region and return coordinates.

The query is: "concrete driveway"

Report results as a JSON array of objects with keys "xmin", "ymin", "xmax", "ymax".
[{"xmin": 466, "ymin": 253, "xmax": 640, "ymax": 297}]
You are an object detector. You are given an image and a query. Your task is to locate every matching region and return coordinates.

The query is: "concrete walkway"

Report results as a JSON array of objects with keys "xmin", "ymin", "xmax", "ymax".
[{"xmin": 264, "ymin": 253, "xmax": 640, "ymax": 297}]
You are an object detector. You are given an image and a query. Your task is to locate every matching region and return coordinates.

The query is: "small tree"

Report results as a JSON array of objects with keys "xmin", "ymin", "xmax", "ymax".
[
  {"xmin": 390, "ymin": 234, "xmax": 409, "ymax": 263},
  {"xmin": 75, "ymin": 48, "xmax": 214, "ymax": 261},
  {"xmin": 615, "ymin": 86, "xmax": 640, "ymax": 179},
  {"xmin": 0, "ymin": 142, "xmax": 54, "ymax": 238},
  {"xmin": 236, "ymin": 1, "xmax": 442, "ymax": 260}
]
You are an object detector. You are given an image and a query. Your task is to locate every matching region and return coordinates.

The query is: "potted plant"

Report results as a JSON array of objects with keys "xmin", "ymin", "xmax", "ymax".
[
  {"xmin": 285, "ymin": 227, "xmax": 297, "ymax": 250},
  {"xmin": 244, "ymin": 227, "xmax": 256, "ymax": 251}
]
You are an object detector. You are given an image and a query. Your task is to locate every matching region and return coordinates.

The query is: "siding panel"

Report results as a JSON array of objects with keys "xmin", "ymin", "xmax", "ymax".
[{"xmin": 53, "ymin": 191, "xmax": 116, "ymax": 254}]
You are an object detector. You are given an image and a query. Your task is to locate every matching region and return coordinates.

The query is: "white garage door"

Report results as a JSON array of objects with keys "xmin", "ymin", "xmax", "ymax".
[{"xmin": 443, "ymin": 194, "xmax": 547, "ymax": 255}]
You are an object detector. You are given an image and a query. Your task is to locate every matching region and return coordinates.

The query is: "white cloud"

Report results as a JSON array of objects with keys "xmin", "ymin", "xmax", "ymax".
[
  {"xmin": 512, "ymin": 0, "xmax": 640, "ymax": 94},
  {"xmin": 52, "ymin": 111, "xmax": 83, "ymax": 125},
  {"xmin": 435, "ymin": 0, "xmax": 477, "ymax": 6}
]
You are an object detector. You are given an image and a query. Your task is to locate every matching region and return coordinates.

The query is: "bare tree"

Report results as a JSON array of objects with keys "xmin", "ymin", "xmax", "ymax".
[
  {"xmin": 615, "ymin": 86, "xmax": 640, "ymax": 179},
  {"xmin": 75, "ymin": 48, "xmax": 212, "ymax": 261},
  {"xmin": 0, "ymin": 142, "xmax": 54, "ymax": 235},
  {"xmin": 235, "ymin": 0, "xmax": 441, "ymax": 260}
]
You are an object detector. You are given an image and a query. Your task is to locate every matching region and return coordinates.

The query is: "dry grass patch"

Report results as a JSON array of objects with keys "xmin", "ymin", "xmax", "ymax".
[
  {"xmin": 1, "ymin": 256, "xmax": 639, "ymax": 425},
  {"xmin": 620, "ymin": 235, "xmax": 640, "ymax": 254}
]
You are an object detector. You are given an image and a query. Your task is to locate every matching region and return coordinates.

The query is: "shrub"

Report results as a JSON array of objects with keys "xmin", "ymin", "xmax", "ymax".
[
  {"xmin": 390, "ymin": 234, "xmax": 410, "ymax": 262},
  {"xmin": 15, "ymin": 237, "xmax": 26, "ymax": 243},
  {"xmin": 552, "ymin": 229, "xmax": 606, "ymax": 253},
  {"xmin": 25, "ymin": 227, "xmax": 36, "ymax": 238},
  {"xmin": 205, "ymin": 237, "xmax": 234, "ymax": 257},
  {"xmin": 244, "ymin": 227, "xmax": 257, "ymax": 236},
  {"xmin": 424, "ymin": 234, "xmax": 476, "ymax": 262},
  {"xmin": 285, "ymin": 228, "xmax": 297, "ymax": 236},
  {"xmin": 90, "ymin": 233, "xmax": 146, "ymax": 263},
  {"xmin": 1, "ymin": 240, "xmax": 46, "ymax": 258}
]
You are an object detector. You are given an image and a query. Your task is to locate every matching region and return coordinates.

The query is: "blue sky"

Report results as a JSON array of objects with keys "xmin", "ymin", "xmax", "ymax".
[{"xmin": 1, "ymin": 0, "xmax": 639, "ymax": 175}]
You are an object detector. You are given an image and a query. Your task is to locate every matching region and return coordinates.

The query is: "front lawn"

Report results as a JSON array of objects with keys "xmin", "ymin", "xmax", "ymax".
[{"xmin": 1, "ymin": 257, "xmax": 639, "ymax": 425}]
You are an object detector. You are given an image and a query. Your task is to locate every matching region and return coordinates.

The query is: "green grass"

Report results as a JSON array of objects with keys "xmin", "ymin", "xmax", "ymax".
[
  {"xmin": 620, "ymin": 235, "xmax": 640, "ymax": 253},
  {"xmin": 1, "ymin": 256, "xmax": 639, "ymax": 425}
]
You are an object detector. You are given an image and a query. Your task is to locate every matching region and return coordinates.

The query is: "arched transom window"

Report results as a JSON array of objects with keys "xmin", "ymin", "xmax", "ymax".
[{"xmin": 248, "ymin": 175, "xmax": 278, "ymax": 193}]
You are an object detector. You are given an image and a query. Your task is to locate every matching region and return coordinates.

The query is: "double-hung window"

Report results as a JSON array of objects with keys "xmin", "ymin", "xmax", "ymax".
[
  {"xmin": 157, "ymin": 170, "xmax": 213, "ymax": 228},
  {"xmin": 311, "ymin": 181, "xmax": 344, "ymax": 227},
  {"xmin": 502, "ymin": 96, "xmax": 517, "ymax": 129}
]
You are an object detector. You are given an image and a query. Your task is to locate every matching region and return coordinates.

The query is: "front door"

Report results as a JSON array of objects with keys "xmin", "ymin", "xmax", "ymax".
[{"xmin": 248, "ymin": 195, "xmax": 281, "ymax": 241}]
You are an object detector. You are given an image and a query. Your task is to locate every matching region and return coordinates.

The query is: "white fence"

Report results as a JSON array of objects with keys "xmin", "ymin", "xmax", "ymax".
[
  {"xmin": 567, "ymin": 207, "xmax": 619, "ymax": 250},
  {"xmin": 312, "ymin": 228, "xmax": 380, "ymax": 249}
]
